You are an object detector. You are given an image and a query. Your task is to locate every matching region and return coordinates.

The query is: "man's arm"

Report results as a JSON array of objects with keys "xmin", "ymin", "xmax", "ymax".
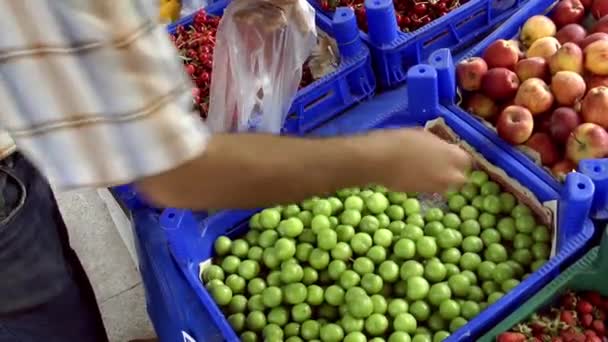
[
  {"xmin": 136, "ymin": 130, "xmax": 472, "ymax": 209},
  {"xmin": 136, "ymin": 133, "xmax": 374, "ymax": 209}
]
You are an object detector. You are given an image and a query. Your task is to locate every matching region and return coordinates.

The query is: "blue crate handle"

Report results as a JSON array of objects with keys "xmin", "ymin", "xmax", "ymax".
[
  {"xmin": 407, "ymin": 64, "xmax": 439, "ymax": 123},
  {"xmin": 429, "ymin": 49, "xmax": 457, "ymax": 103},
  {"xmin": 578, "ymin": 159, "xmax": 608, "ymax": 219},
  {"xmin": 365, "ymin": 0, "xmax": 399, "ymax": 46}
]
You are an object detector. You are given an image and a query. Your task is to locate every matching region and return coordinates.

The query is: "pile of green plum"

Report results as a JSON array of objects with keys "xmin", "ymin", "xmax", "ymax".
[{"xmin": 202, "ymin": 170, "xmax": 552, "ymax": 342}]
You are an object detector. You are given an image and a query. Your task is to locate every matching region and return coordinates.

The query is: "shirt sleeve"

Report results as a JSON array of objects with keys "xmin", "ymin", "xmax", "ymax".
[{"xmin": 0, "ymin": 0, "xmax": 209, "ymax": 190}]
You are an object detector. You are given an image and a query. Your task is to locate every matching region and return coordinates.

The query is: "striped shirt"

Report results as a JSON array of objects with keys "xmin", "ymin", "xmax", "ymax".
[{"xmin": 0, "ymin": 0, "xmax": 209, "ymax": 190}]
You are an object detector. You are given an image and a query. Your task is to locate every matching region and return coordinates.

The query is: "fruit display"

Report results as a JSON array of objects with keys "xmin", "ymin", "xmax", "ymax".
[
  {"xmin": 496, "ymin": 291, "xmax": 608, "ymax": 341},
  {"xmin": 170, "ymin": 10, "xmax": 338, "ymax": 120},
  {"xmin": 316, "ymin": 0, "xmax": 467, "ymax": 32},
  {"xmin": 201, "ymin": 165, "xmax": 553, "ymax": 341},
  {"xmin": 455, "ymin": 0, "xmax": 608, "ymax": 179}
]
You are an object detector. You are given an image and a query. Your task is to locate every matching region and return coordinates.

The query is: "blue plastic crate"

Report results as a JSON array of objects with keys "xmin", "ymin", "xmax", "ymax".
[
  {"xmin": 309, "ymin": 0, "xmax": 525, "ymax": 89},
  {"xmin": 129, "ymin": 207, "xmax": 223, "ymax": 342},
  {"xmin": 168, "ymin": 1, "xmax": 375, "ymax": 135},
  {"xmin": 431, "ymin": 0, "xmax": 608, "ymax": 219},
  {"xmin": 158, "ymin": 65, "xmax": 596, "ymax": 342}
]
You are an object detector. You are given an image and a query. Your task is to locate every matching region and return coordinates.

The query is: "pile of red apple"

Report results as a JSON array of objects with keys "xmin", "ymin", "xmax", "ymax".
[
  {"xmin": 456, "ymin": 0, "xmax": 608, "ymax": 179},
  {"xmin": 318, "ymin": 0, "xmax": 466, "ymax": 32}
]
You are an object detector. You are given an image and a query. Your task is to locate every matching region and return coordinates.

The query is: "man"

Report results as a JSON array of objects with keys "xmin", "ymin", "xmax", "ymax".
[{"xmin": 0, "ymin": 1, "xmax": 471, "ymax": 341}]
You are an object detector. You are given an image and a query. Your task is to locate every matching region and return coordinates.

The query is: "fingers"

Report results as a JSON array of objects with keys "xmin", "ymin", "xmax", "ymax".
[{"xmin": 447, "ymin": 144, "xmax": 473, "ymax": 174}]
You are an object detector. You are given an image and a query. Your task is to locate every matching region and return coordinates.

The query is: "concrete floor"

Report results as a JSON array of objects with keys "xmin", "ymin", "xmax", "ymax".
[{"xmin": 56, "ymin": 189, "xmax": 156, "ymax": 342}]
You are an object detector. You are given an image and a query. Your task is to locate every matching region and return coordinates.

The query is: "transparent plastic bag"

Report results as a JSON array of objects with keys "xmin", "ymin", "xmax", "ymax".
[
  {"xmin": 206, "ymin": 0, "xmax": 317, "ymax": 133},
  {"xmin": 180, "ymin": 0, "xmax": 208, "ymax": 17}
]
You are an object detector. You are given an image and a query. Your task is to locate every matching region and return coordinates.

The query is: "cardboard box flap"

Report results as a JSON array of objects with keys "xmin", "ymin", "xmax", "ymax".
[{"xmin": 424, "ymin": 118, "xmax": 553, "ymax": 227}]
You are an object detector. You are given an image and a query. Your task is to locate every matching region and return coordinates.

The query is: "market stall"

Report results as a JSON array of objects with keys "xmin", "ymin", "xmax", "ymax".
[{"xmin": 111, "ymin": 0, "xmax": 608, "ymax": 340}]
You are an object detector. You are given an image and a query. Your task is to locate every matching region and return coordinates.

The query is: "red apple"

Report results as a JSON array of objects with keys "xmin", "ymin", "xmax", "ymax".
[
  {"xmin": 552, "ymin": 159, "xmax": 577, "ymax": 179},
  {"xmin": 535, "ymin": 112, "xmax": 553, "ymax": 133},
  {"xmin": 579, "ymin": 0, "xmax": 593, "ymax": 9},
  {"xmin": 584, "ymin": 40, "xmax": 608, "ymax": 75},
  {"xmin": 482, "ymin": 39, "xmax": 521, "ymax": 69},
  {"xmin": 586, "ymin": 74, "xmax": 608, "ymax": 89},
  {"xmin": 456, "ymin": 57, "xmax": 488, "ymax": 91},
  {"xmin": 579, "ymin": 32, "xmax": 608, "ymax": 49},
  {"xmin": 551, "ymin": 0, "xmax": 586, "ymax": 28},
  {"xmin": 566, "ymin": 123, "xmax": 608, "ymax": 162},
  {"xmin": 514, "ymin": 78, "xmax": 554, "ymax": 115},
  {"xmin": 510, "ymin": 39, "xmax": 526, "ymax": 60},
  {"xmin": 520, "ymin": 15, "xmax": 558, "ymax": 47},
  {"xmin": 581, "ymin": 86, "xmax": 608, "ymax": 128},
  {"xmin": 592, "ymin": 0, "xmax": 608, "ymax": 18},
  {"xmin": 549, "ymin": 42, "xmax": 584, "ymax": 74},
  {"xmin": 525, "ymin": 132, "xmax": 560, "ymax": 165},
  {"xmin": 550, "ymin": 107, "xmax": 582, "ymax": 143},
  {"xmin": 465, "ymin": 93, "xmax": 499, "ymax": 118},
  {"xmin": 592, "ymin": 15, "xmax": 608, "ymax": 34},
  {"xmin": 556, "ymin": 23, "xmax": 588, "ymax": 45},
  {"xmin": 496, "ymin": 105, "xmax": 535, "ymax": 144},
  {"xmin": 481, "ymin": 68, "xmax": 520, "ymax": 100},
  {"xmin": 515, "ymin": 57, "xmax": 549, "ymax": 82},
  {"xmin": 526, "ymin": 37, "xmax": 562, "ymax": 61},
  {"xmin": 551, "ymin": 71, "xmax": 586, "ymax": 106}
]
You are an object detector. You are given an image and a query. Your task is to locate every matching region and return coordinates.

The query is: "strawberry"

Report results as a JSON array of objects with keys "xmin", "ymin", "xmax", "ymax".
[
  {"xmin": 585, "ymin": 336, "xmax": 602, "ymax": 342},
  {"xmin": 552, "ymin": 338, "xmax": 564, "ymax": 342},
  {"xmin": 592, "ymin": 320, "xmax": 605, "ymax": 336},
  {"xmin": 497, "ymin": 332, "xmax": 528, "ymax": 342},
  {"xmin": 563, "ymin": 292, "xmax": 579, "ymax": 310},
  {"xmin": 586, "ymin": 292, "xmax": 603, "ymax": 307},
  {"xmin": 562, "ymin": 328, "xmax": 586, "ymax": 342},
  {"xmin": 578, "ymin": 300, "xmax": 594, "ymax": 315},
  {"xmin": 594, "ymin": 309, "xmax": 606, "ymax": 321},
  {"xmin": 585, "ymin": 329, "xmax": 597, "ymax": 338},
  {"xmin": 561, "ymin": 310, "xmax": 578, "ymax": 326},
  {"xmin": 581, "ymin": 313, "xmax": 594, "ymax": 328}
]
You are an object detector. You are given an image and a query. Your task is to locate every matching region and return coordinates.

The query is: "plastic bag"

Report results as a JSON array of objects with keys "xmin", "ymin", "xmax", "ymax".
[
  {"xmin": 180, "ymin": 0, "xmax": 208, "ymax": 17},
  {"xmin": 206, "ymin": 0, "xmax": 317, "ymax": 133}
]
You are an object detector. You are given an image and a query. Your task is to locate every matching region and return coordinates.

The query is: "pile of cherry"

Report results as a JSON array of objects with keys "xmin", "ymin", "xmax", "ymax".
[
  {"xmin": 318, "ymin": 0, "xmax": 466, "ymax": 32},
  {"xmin": 497, "ymin": 291, "xmax": 608, "ymax": 342},
  {"xmin": 170, "ymin": 10, "xmax": 316, "ymax": 120}
]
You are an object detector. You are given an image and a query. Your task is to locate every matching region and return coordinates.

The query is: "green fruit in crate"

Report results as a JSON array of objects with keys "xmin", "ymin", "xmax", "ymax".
[
  {"xmin": 416, "ymin": 236, "xmax": 438, "ymax": 258},
  {"xmin": 202, "ymin": 182, "xmax": 552, "ymax": 340},
  {"xmin": 260, "ymin": 208, "xmax": 281, "ymax": 229},
  {"xmin": 278, "ymin": 217, "xmax": 304, "ymax": 237},
  {"xmin": 214, "ymin": 236, "xmax": 232, "ymax": 255},
  {"xmin": 365, "ymin": 313, "xmax": 389, "ymax": 336}
]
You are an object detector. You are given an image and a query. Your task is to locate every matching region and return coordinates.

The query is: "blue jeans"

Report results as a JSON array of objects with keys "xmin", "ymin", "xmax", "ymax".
[{"xmin": 0, "ymin": 154, "xmax": 108, "ymax": 342}]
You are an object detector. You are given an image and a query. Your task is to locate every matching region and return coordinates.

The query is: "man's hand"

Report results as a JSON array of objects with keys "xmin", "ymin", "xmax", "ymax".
[{"xmin": 364, "ymin": 129, "xmax": 472, "ymax": 194}]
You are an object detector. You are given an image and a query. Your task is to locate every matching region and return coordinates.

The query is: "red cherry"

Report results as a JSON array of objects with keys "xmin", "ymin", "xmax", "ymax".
[
  {"xmin": 414, "ymin": 2, "xmax": 428, "ymax": 14},
  {"xmin": 185, "ymin": 64, "xmax": 196, "ymax": 75}
]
